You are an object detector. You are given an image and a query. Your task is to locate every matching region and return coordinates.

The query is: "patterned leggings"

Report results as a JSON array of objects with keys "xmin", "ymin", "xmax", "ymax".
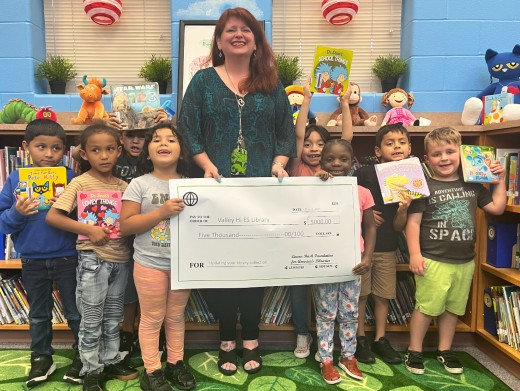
[
  {"xmin": 314, "ymin": 277, "xmax": 361, "ymax": 362},
  {"xmin": 134, "ymin": 262, "xmax": 190, "ymax": 373}
]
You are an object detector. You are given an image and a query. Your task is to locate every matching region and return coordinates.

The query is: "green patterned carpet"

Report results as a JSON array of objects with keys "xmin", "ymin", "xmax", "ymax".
[{"xmin": 0, "ymin": 349, "xmax": 512, "ymax": 390}]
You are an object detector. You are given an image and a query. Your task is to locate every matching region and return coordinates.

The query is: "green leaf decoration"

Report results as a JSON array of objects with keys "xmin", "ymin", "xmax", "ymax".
[
  {"xmin": 336, "ymin": 371, "xmax": 383, "ymax": 390},
  {"xmin": 106, "ymin": 378, "xmax": 141, "ymax": 390},
  {"xmin": 389, "ymin": 387, "xmax": 423, "ymax": 391},
  {"xmin": 193, "ymin": 381, "xmax": 241, "ymax": 390},
  {"xmin": 262, "ymin": 351, "xmax": 306, "ymax": 368},
  {"xmin": 394, "ymin": 360, "xmax": 496, "ymax": 390},
  {"xmin": 247, "ymin": 376, "xmax": 297, "ymax": 391},
  {"xmin": 284, "ymin": 367, "xmax": 326, "ymax": 387},
  {"xmin": 358, "ymin": 358, "xmax": 394, "ymax": 377},
  {"xmin": 189, "ymin": 351, "xmax": 248, "ymax": 385}
]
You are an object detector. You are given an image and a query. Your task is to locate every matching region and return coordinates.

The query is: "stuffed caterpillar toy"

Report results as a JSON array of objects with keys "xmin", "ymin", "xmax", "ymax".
[{"xmin": 461, "ymin": 44, "xmax": 520, "ymax": 125}]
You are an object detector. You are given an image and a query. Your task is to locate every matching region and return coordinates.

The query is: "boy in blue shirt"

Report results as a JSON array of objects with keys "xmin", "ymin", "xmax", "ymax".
[{"xmin": 0, "ymin": 119, "xmax": 81, "ymax": 387}]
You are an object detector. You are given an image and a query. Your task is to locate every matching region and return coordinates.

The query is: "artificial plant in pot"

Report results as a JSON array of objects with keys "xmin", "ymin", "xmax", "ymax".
[
  {"xmin": 138, "ymin": 54, "xmax": 172, "ymax": 94},
  {"xmin": 371, "ymin": 54, "xmax": 408, "ymax": 93},
  {"xmin": 35, "ymin": 55, "xmax": 77, "ymax": 94},
  {"xmin": 275, "ymin": 53, "xmax": 304, "ymax": 88}
]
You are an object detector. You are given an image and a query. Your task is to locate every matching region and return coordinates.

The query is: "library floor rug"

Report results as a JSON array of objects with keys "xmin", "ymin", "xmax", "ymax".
[{"xmin": 0, "ymin": 349, "xmax": 512, "ymax": 391}]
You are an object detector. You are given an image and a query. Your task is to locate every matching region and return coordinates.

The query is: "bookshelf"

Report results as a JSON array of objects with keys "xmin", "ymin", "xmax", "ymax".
[
  {"xmin": 1, "ymin": 116, "xmax": 520, "ymax": 370},
  {"xmin": 474, "ymin": 123, "xmax": 520, "ymax": 368}
]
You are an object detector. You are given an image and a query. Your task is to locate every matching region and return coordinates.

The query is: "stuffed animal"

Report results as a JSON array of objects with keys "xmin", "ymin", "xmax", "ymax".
[
  {"xmin": 381, "ymin": 88, "xmax": 418, "ymax": 126},
  {"xmin": 461, "ymin": 44, "xmax": 520, "ymax": 125},
  {"xmin": 326, "ymin": 82, "xmax": 377, "ymax": 126},
  {"xmin": 0, "ymin": 98, "xmax": 38, "ymax": 123},
  {"xmin": 71, "ymin": 75, "xmax": 109, "ymax": 125},
  {"xmin": 285, "ymin": 85, "xmax": 316, "ymax": 124}
]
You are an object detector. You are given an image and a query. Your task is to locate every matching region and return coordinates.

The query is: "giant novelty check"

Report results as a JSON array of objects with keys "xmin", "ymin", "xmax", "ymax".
[{"xmin": 169, "ymin": 177, "xmax": 360, "ymax": 289}]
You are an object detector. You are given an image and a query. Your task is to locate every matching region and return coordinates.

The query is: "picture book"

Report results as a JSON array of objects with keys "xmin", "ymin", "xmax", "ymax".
[
  {"xmin": 374, "ymin": 157, "xmax": 430, "ymax": 204},
  {"xmin": 15, "ymin": 166, "xmax": 67, "ymax": 210},
  {"xmin": 482, "ymin": 93, "xmax": 514, "ymax": 124},
  {"xmin": 310, "ymin": 46, "xmax": 353, "ymax": 95},
  {"xmin": 460, "ymin": 145, "xmax": 500, "ymax": 183},
  {"xmin": 110, "ymin": 82, "xmax": 161, "ymax": 130},
  {"xmin": 77, "ymin": 191, "xmax": 122, "ymax": 240}
]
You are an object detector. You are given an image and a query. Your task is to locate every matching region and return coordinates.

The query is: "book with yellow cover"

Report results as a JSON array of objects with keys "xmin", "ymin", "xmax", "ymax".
[
  {"xmin": 310, "ymin": 46, "xmax": 353, "ymax": 95},
  {"xmin": 16, "ymin": 166, "xmax": 67, "ymax": 210}
]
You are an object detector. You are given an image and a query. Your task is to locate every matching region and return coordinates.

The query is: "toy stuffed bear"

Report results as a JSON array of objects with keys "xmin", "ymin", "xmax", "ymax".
[
  {"xmin": 326, "ymin": 82, "xmax": 377, "ymax": 126},
  {"xmin": 461, "ymin": 44, "xmax": 520, "ymax": 125}
]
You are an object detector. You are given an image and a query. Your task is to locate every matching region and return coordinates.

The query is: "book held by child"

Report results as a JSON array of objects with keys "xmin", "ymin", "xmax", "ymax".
[
  {"xmin": 15, "ymin": 167, "xmax": 67, "ymax": 210},
  {"xmin": 460, "ymin": 145, "xmax": 500, "ymax": 183},
  {"xmin": 374, "ymin": 157, "xmax": 430, "ymax": 204},
  {"xmin": 77, "ymin": 191, "xmax": 122, "ymax": 239},
  {"xmin": 310, "ymin": 46, "xmax": 353, "ymax": 95},
  {"xmin": 110, "ymin": 82, "xmax": 161, "ymax": 130}
]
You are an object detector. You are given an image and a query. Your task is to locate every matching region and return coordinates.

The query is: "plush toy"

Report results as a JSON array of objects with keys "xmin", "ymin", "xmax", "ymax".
[
  {"xmin": 461, "ymin": 44, "xmax": 520, "ymax": 125},
  {"xmin": 381, "ymin": 88, "xmax": 418, "ymax": 126},
  {"xmin": 326, "ymin": 82, "xmax": 377, "ymax": 126},
  {"xmin": 71, "ymin": 75, "xmax": 109, "ymax": 125},
  {"xmin": 35, "ymin": 106, "xmax": 58, "ymax": 122},
  {"xmin": 0, "ymin": 98, "xmax": 38, "ymax": 124},
  {"xmin": 285, "ymin": 85, "xmax": 316, "ymax": 124}
]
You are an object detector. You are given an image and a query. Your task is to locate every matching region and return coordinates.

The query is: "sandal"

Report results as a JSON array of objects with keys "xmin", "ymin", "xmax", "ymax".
[
  {"xmin": 241, "ymin": 347, "xmax": 263, "ymax": 374},
  {"xmin": 217, "ymin": 348, "xmax": 238, "ymax": 376}
]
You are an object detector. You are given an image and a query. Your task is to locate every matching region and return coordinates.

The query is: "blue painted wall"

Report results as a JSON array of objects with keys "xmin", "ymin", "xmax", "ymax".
[{"xmin": 1, "ymin": 0, "xmax": 519, "ymax": 115}]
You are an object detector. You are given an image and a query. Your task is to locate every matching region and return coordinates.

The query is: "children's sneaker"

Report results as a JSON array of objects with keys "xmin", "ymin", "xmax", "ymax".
[
  {"xmin": 140, "ymin": 369, "xmax": 173, "ymax": 391},
  {"xmin": 63, "ymin": 353, "xmax": 83, "ymax": 384},
  {"xmin": 164, "ymin": 360, "xmax": 196, "ymax": 390},
  {"xmin": 26, "ymin": 352, "xmax": 56, "ymax": 388},
  {"xmin": 314, "ymin": 351, "xmax": 321, "ymax": 362},
  {"xmin": 83, "ymin": 372, "xmax": 102, "ymax": 391},
  {"xmin": 372, "ymin": 337, "xmax": 401, "ymax": 364},
  {"xmin": 320, "ymin": 361, "xmax": 341, "ymax": 385},
  {"xmin": 436, "ymin": 350, "xmax": 463, "ymax": 374},
  {"xmin": 103, "ymin": 361, "xmax": 139, "ymax": 381},
  {"xmin": 294, "ymin": 334, "xmax": 312, "ymax": 358},
  {"xmin": 119, "ymin": 331, "xmax": 134, "ymax": 360},
  {"xmin": 404, "ymin": 350, "xmax": 425, "ymax": 375},
  {"xmin": 338, "ymin": 357, "xmax": 363, "ymax": 380},
  {"xmin": 355, "ymin": 336, "xmax": 375, "ymax": 364}
]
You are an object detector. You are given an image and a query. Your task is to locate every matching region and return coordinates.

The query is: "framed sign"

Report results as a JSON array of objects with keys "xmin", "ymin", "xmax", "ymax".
[{"xmin": 177, "ymin": 20, "xmax": 265, "ymax": 114}]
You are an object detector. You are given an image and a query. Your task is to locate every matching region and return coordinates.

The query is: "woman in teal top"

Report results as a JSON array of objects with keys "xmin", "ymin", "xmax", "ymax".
[{"xmin": 178, "ymin": 7, "xmax": 295, "ymax": 377}]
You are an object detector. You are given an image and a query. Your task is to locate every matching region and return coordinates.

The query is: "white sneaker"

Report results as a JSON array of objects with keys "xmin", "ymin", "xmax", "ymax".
[{"xmin": 294, "ymin": 334, "xmax": 312, "ymax": 358}]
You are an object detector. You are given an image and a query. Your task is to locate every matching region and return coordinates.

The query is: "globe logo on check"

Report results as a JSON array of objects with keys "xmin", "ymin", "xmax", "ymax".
[{"xmin": 183, "ymin": 192, "xmax": 198, "ymax": 206}]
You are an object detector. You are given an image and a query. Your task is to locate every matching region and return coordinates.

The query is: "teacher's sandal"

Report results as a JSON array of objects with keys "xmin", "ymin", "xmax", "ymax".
[
  {"xmin": 217, "ymin": 349, "xmax": 238, "ymax": 376},
  {"xmin": 241, "ymin": 347, "xmax": 263, "ymax": 374}
]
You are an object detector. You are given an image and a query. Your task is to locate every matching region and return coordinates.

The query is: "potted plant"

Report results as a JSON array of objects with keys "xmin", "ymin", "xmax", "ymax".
[
  {"xmin": 275, "ymin": 53, "xmax": 304, "ymax": 87},
  {"xmin": 138, "ymin": 54, "xmax": 172, "ymax": 94},
  {"xmin": 35, "ymin": 55, "xmax": 77, "ymax": 94},
  {"xmin": 371, "ymin": 54, "xmax": 408, "ymax": 93}
]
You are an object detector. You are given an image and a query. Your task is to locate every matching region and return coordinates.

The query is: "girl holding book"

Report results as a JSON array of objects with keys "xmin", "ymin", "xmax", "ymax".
[{"xmin": 119, "ymin": 123, "xmax": 196, "ymax": 391}]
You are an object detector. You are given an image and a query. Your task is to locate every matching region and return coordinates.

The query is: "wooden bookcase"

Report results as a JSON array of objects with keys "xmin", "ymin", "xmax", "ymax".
[{"xmin": 1, "ymin": 116, "xmax": 520, "ymax": 371}]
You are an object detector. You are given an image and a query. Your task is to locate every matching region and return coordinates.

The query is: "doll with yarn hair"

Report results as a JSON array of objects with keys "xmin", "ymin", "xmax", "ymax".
[{"xmin": 380, "ymin": 88, "xmax": 418, "ymax": 126}]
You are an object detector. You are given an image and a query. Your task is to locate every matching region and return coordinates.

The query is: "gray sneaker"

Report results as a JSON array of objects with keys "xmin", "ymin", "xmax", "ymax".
[
  {"xmin": 372, "ymin": 337, "xmax": 401, "ymax": 364},
  {"xmin": 437, "ymin": 350, "xmax": 463, "ymax": 374}
]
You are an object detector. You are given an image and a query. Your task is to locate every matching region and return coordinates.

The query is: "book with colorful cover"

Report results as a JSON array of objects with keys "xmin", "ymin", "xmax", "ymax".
[
  {"xmin": 15, "ymin": 166, "xmax": 67, "ymax": 210},
  {"xmin": 374, "ymin": 157, "xmax": 430, "ymax": 204},
  {"xmin": 77, "ymin": 191, "xmax": 122, "ymax": 240},
  {"xmin": 310, "ymin": 46, "xmax": 353, "ymax": 95},
  {"xmin": 110, "ymin": 82, "xmax": 161, "ymax": 130},
  {"xmin": 482, "ymin": 93, "xmax": 514, "ymax": 124},
  {"xmin": 460, "ymin": 145, "xmax": 500, "ymax": 183}
]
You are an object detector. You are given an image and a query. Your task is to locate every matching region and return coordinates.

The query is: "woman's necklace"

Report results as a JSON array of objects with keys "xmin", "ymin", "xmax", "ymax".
[{"xmin": 224, "ymin": 64, "xmax": 248, "ymax": 176}]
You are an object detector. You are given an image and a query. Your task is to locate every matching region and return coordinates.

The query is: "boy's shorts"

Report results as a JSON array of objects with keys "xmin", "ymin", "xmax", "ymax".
[
  {"xmin": 415, "ymin": 257, "xmax": 475, "ymax": 317},
  {"xmin": 360, "ymin": 251, "xmax": 396, "ymax": 299}
]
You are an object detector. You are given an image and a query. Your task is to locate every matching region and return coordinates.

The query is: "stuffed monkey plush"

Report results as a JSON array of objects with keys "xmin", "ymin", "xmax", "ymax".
[{"xmin": 326, "ymin": 82, "xmax": 377, "ymax": 126}]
